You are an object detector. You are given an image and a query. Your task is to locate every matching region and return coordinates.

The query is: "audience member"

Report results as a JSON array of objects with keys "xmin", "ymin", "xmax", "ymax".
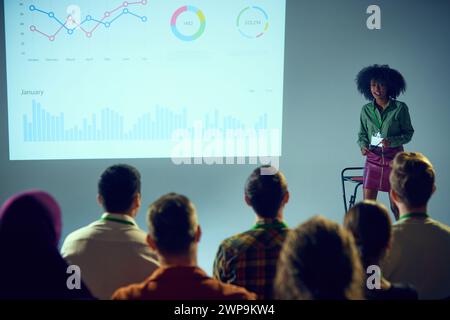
[
  {"xmin": 345, "ymin": 200, "xmax": 418, "ymax": 300},
  {"xmin": 274, "ymin": 216, "xmax": 364, "ymax": 300},
  {"xmin": 0, "ymin": 191, "xmax": 93, "ymax": 299},
  {"xmin": 381, "ymin": 152, "xmax": 450, "ymax": 299},
  {"xmin": 112, "ymin": 193, "xmax": 256, "ymax": 300},
  {"xmin": 61, "ymin": 164, "xmax": 159, "ymax": 299},
  {"xmin": 213, "ymin": 166, "xmax": 289, "ymax": 299}
]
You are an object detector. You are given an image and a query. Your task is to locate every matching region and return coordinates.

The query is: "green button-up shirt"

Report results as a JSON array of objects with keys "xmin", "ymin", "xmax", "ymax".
[{"xmin": 357, "ymin": 99, "xmax": 414, "ymax": 149}]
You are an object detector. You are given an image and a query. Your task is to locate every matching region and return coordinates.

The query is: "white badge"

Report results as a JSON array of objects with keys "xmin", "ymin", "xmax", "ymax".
[{"xmin": 370, "ymin": 132, "xmax": 383, "ymax": 147}]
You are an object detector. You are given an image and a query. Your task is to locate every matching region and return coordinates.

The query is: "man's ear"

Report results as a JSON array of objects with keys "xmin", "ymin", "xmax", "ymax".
[
  {"xmin": 432, "ymin": 184, "xmax": 437, "ymax": 195},
  {"xmin": 146, "ymin": 234, "xmax": 157, "ymax": 251},
  {"xmin": 283, "ymin": 191, "xmax": 290, "ymax": 205},
  {"xmin": 390, "ymin": 189, "xmax": 399, "ymax": 203},
  {"xmin": 244, "ymin": 195, "xmax": 252, "ymax": 207},
  {"xmin": 194, "ymin": 225, "xmax": 202, "ymax": 243},
  {"xmin": 134, "ymin": 193, "xmax": 142, "ymax": 210},
  {"xmin": 97, "ymin": 194, "xmax": 103, "ymax": 207}
]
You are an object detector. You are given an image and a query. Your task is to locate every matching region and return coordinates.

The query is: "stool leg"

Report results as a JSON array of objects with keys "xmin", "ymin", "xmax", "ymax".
[{"xmin": 350, "ymin": 183, "xmax": 363, "ymax": 208}]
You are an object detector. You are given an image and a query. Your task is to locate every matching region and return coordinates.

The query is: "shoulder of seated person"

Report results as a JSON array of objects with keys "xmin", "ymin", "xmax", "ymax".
[
  {"xmin": 220, "ymin": 282, "xmax": 257, "ymax": 300},
  {"xmin": 220, "ymin": 231, "xmax": 262, "ymax": 249},
  {"xmin": 111, "ymin": 281, "xmax": 148, "ymax": 300}
]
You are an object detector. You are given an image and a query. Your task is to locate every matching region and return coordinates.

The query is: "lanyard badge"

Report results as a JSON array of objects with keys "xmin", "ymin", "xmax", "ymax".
[
  {"xmin": 371, "ymin": 131, "xmax": 383, "ymax": 147},
  {"xmin": 370, "ymin": 107, "xmax": 383, "ymax": 147}
]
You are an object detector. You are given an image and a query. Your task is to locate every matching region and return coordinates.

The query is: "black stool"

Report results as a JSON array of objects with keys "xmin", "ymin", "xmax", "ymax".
[{"xmin": 341, "ymin": 167, "xmax": 364, "ymax": 212}]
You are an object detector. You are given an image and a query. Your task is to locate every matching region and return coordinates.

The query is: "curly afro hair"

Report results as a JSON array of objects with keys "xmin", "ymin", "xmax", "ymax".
[{"xmin": 356, "ymin": 64, "xmax": 406, "ymax": 100}]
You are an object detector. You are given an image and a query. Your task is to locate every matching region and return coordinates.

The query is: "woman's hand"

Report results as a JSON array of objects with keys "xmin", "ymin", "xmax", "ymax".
[
  {"xmin": 381, "ymin": 139, "xmax": 390, "ymax": 147},
  {"xmin": 361, "ymin": 147, "xmax": 369, "ymax": 156}
]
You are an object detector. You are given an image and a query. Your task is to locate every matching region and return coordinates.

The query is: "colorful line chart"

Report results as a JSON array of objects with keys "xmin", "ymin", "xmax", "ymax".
[{"xmin": 28, "ymin": 1, "xmax": 148, "ymax": 41}]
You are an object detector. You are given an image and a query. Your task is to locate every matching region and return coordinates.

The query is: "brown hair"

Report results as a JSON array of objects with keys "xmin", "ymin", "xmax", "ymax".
[
  {"xmin": 274, "ymin": 216, "xmax": 364, "ymax": 300},
  {"xmin": 147, "ymin": 193, "xmax": 198, "ymax": 255},
  {"xmin": 245, "ymin": 166, "xmax": 288, "ymax": 218},
  {"xmin": 390, "ymin": 152, "xmax": 435, "ymax": 208},
  {"xmin": 344, "ymin": 201, "xmax": 391, "ymax": 268}
]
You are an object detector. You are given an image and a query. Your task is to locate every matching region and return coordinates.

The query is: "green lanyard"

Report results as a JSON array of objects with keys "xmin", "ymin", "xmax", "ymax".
[
  {"xmin": 371, "ymin": 106, "xmax": 383, "ymax": 131},
  {"xmin": 399, "ymin": 212, "xmax": 429, "ymax": 222},
  {"xmin": 100, "ymin": 215, "xmax": 135, "ymax": 226},
  {"xmin": 252, "ymin": 220, "xmax": 288, "ymax": 230}
]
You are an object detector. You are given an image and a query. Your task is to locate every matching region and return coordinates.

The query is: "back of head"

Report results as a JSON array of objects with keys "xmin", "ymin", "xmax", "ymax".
[
  {"xmin": 98, "ymin": 164, "xmax": 141, "ymax": 213},
  {"xmin": 390, "ymin": 152, "xmax": 435, "ymax": 209},
  {"xmin": 0, "ymin": 191, "xmax": 75, "ymax": 299},
  {"xmin": 147, "ymin": 193, "xmax": 198, "ymax": 255},
  {"xmin": 344, "ymin": 201, "xmax": 391, "ymax": 268},
  {"xmin": 0, "ymin": 190, "xmax": 61, "ymax": 248},
  {"xmin": 245, "ymin": 166, "xmax": 288, "ymax": 218},
  {"xmin": 275, "ymin": 216, "xmax": 364, "ymax": 300}
]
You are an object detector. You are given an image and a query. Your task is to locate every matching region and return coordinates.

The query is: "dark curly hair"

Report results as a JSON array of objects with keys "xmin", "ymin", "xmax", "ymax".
[{"xmin": 356, "ymin": 64, "xmax": 406, "ymax": 100}]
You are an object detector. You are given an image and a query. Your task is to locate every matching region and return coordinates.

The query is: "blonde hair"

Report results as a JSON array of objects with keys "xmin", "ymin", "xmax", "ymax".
[{"xmin": 390, "ymin": 152, "xmax": 435, "ymax": 208}]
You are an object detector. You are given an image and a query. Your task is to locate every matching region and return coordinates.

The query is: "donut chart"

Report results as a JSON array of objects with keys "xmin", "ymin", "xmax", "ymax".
[
  {"xmin": 171, "ymin": 6, "xmax": 206, "ymax": 41},
  {"xmin": 237, "ymin": 6, "xmax": 269, "ymax": 39}
]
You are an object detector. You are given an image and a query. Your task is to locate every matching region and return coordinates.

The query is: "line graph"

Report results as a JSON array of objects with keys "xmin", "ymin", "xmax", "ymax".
[{"xmin": 28, "ymin": 0, "xmax": 148, "ymax": 41}]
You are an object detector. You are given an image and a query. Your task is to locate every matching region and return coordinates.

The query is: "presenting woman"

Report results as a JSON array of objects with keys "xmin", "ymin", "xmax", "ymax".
[{"xmin": 356, "ymin": 64, "xmax": 414, "ymax": 203}]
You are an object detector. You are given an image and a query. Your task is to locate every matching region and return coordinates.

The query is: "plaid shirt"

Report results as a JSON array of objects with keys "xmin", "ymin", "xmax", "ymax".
[{"xmin": 213, "ymin": 219, "xmax": 289, "ymax": 300}]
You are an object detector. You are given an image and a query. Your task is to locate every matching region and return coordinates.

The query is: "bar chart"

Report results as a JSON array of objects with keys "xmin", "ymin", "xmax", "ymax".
[{"xmin": 23, "ymin": 100, "xmax": 269, "ymax": 143}]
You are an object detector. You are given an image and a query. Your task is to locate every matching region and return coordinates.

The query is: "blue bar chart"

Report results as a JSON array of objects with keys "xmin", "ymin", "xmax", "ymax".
[{"xmin": 23, "ymin": 100, "xmax": 269, "ymax": 142}]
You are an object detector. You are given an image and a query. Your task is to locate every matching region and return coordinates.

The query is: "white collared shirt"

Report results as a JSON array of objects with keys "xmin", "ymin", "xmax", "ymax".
[{"xmin": 61, "ymin": 213, "xmax": 159, "ymax": 300}]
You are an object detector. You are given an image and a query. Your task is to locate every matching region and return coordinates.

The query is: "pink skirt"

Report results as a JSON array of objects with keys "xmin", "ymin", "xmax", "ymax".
[{"xmin": 363, "ymin": 146, "xmax": 404, "ymax": 192}]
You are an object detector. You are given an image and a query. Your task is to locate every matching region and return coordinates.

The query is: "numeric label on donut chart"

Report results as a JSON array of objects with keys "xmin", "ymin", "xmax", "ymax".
[
  {"xmin": 237, "ymin": 6, "xmax": 269, "ymax": 39},
  {"xmin": 171, "ymin": 5, "xmax": 206, "ymax": 41}
]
